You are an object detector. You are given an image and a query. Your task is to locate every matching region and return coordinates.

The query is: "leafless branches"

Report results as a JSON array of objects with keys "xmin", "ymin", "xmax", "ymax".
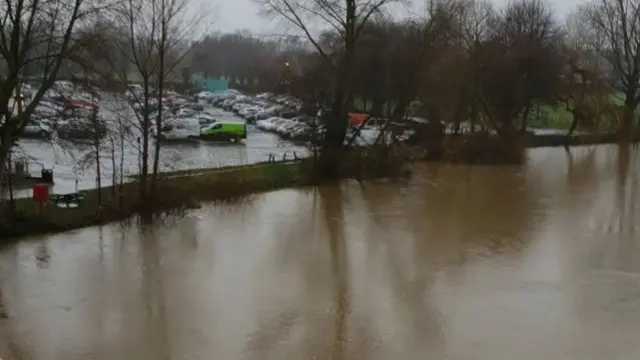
[
  {"xmin": 578, "ymin": 0, "xmax": 640, "ymax": 137},
  {"xmin": 0, "ymin": 0, "xmax": 100, "ymax": 172},
  {"xmin": 68, "ymin": 0, "xmax": 215, "ymax": 213},
  {"xmin": 255, "ymin": 0, "xmax": 406, "ymax": 65}
]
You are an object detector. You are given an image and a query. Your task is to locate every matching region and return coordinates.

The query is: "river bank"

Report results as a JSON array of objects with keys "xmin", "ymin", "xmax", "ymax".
[
  {"xmin": 1, "ymin": 132, "xmax": 634, "ymax": 241},
  {"xmin": 0, "ymin": 161, "xmax": 306, "ymax": 241}
]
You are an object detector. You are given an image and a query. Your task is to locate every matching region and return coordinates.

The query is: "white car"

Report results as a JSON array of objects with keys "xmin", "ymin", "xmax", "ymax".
[
  {"xmin": 239, "ymin": 106, "xmax": 261, "ymax": 117},
  {"xmin": 196, "ymin": 91, "xmax": 215, "ymax": 100},
  {"xmin": 256, "ymin": 117, "xmax": 282, "ymax": 131},
  {"xmin": 175, "ymin": 107, "xmax": 197, "ymax": 118},
  {"xmin": 270, "ymin": 119, "xmax": 291, "ymax": 133},
  {"xmin": 34, "ymin": 101, "xmax": 64, "ymax": 118},
  {"xmin": 196, "ymin": 112, "xmax": 217, "ymax": 125},
  {"xmin": 22, "ymin": 119, "xmax": 53, "ymax": 138},
  {"xmin": 256, "ymin": 92, "xmax": 273, "ymax": 99},
  {"xmin": 255, "ymin": 117, "xmax": 272, "ymax": 130},
  {"xmin": 233, "ymin": 102, "xmax": 252, "ymax": 112},
  {"xmin": 157, "ymin": 118, "xmax": 201, "ymax": 140},
  {"xmin": 275, "ymin": 120, "xmax": 299, "ymax": 134}
]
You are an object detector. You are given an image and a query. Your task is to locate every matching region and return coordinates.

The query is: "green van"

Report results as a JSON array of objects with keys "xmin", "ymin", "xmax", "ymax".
[{"xmin": 200, "ymin": 122, "xmax": 247, "ymax": 142}]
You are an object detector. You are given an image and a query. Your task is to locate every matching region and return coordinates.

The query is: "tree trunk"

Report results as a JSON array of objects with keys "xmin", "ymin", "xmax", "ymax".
[
  {"xmin": 618, "ymin": 99, "xmax": 636, "ymax": 143},
  {"xmin": 496, "ymin": 117, "xmax": 518, "ymax": 139},
  {"xmin": 139, "ymin": 81, "xmax": 151, "ymax": 218},
  {"xmin": 150, "ymin": 73, "xmax": 165, "ymax": 215},
  {"xmin": 317, "ymin": 0, "xmax": 356, "ymax": 181},
  {"xmin": 93, "ymin": 112, "xmax": 102, "ymax": 207},
  {"xmin": 110, "ymin": 138, "xmax": 117, "ymax": 197},
  {"xmin": 95, "ymin": 149, "xmax": 102, "ymax": 206},
  {"xmin": 150, "ymin": 17, "xmax": 169, "ymax": 217},
  {"xmin": 453, "ymin": 120, "xmax": 461, "ymax": 135},
  {"xmin": 469, "ymin": 106, "xmax": 478, "ymax": 133},
  {"xmin": 319, "ymin": 86, "xmax": 348, "ymax": 180},
  {"xmin": 0, "ymin": 151, "xmax": 5, "ymax": 196},
  {"xmin": 7, "ymin": 152, "xmax": 14, "ymax": 214},
  {"xmin": 0, "ymin": 132, "xmax": 12, "ymax": 188},
  {"xmin": 119, "ymin": 131, "xmax": 126, "ymax": 210},
  {"xmin": 370, "ymin": 97, "xmax": 384, "ymax": 118},
  {"xmin": 566, "ymin": 111, "xmax": 580, "ymax": 137},
  {"xmin": 520, "ymin": 105, "xmax": 532, "ymax": 133}
]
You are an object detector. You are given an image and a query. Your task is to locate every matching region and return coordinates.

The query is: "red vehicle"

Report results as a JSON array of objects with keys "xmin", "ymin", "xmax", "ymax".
[
  {"xmin": 348, "ymin": 112, "xmax": 370, "ymax": 127},
  {"xmin": 67, "ymin": 99, "xmax": 99, "ymax": 111}
]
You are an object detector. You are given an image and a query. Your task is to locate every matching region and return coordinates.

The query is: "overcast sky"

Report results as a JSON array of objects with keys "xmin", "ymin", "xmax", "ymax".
[{"xmin": 214, "ymin": 0, "xmax": 589, "ymax": 34}]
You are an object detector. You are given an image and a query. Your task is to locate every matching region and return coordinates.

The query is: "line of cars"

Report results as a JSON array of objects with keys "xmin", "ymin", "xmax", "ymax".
[
  {"xmin": 197, "ymin": 90, "xmax": 319, "ymax": 142},
  {"xmin": 200, "ymin": 90, "xmax": 303, "ymax": 124},
  {"xmin": 199, "ymin": 90, "xmax": 394, "ymax": 145},
  {"xmin": 18, "ymin": 81, "xmax": 106, "ymax": 140},
  {"xmin": 254, "ymin": 113, "xmax": 417, "ymax": 146},
  {"xmin": 12, "ymin": 82, "xmax": 249, "ymax": 142},
  {"xmin": 195, "ymin": 89, "xmax": 418, "ymax": 146},
  {"xmin": 128, "ymin": 87, "xmax": 247, "ymax": 142}
]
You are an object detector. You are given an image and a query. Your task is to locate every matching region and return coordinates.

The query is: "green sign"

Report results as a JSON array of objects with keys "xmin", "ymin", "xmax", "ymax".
[{"xmin": 204, "ymin": 79, "xmax": 229, "ymax": 92}]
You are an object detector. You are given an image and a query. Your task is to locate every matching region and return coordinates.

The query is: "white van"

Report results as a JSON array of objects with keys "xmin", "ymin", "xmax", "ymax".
[{"xmin": 157, "ymin": 118, "xmax": 201, "ymax": 140}]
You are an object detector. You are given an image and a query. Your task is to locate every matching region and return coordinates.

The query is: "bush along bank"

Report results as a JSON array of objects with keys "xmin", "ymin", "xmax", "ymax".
[{"xmin": 0, "ymin": 161, "xmax": 309, "ymax": 241}]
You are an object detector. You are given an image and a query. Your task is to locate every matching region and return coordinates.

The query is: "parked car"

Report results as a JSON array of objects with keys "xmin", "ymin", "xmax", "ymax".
[
  {"xmin": 196, "ymin": 113, "xmax": 217, "ymax": 126},
  {"xmin": 21, "ymin": 119, "xmax": 53, "ymax": 138},
  {"xmin": 196, "ymin": 91, "xmax": 216, "ymax": 100},
  {"xmin": 256, "ymin": 117, "xmax": 282, "ymax": 131},
  {"xmin": 239, "ymin": 106, "xmax": 261, "ymax": 119},
  {"xmin": 156, "ymin": 118, "xmax": 201, "ymax": 141},
  {"xmin": 279, "ymin": 110, "xmax": 299, "ymax": 119},
  {"xmin": 33, "ymin": 101, "xmax": 64, "ymax": 119},
  {"xmin": 275, "ymin": 119, "xmax": 302, "ymax": 135},
  {"xmin": 255, "ymin": 92, "xmax": 273, "ymax": 99},
  {"xmin": 57, "ymin": 118, "xmax": 106, "ymax": 139},
  {"xmin": 174, "ymin": 107, "xmax": 197, "ymax": 118}
]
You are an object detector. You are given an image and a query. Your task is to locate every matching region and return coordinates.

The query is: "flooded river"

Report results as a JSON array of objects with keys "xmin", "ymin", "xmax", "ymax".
[{"xmin": 1, "ymin": 145, "xmax": 640, "ymax": 359}]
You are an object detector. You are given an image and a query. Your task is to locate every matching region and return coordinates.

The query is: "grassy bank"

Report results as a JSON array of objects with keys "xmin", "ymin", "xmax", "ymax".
[
  {"xmin": 1, "ymin": 161, "xmax": 307, "ymax": 241},
  {"xmin": 527, "ymin": 104, "xmax": 573, "ymax": 129}
]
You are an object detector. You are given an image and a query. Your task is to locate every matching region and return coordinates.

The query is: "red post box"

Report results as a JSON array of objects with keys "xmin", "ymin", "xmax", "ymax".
[{"xmin": 33, "ymin": 183, "xmax": 50, "ymax": 202}]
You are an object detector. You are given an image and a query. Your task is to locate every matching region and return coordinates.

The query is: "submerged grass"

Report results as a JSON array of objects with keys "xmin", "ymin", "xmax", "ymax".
[{"xmin": 0, "ymin": 161, "xmax": 307, "ymax": 241}]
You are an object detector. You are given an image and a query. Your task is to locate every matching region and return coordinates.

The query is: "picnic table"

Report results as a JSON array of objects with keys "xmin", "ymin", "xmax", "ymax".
[{"xmin": 49, "ymin": 192, "xmax": 86, "ymax": 208}]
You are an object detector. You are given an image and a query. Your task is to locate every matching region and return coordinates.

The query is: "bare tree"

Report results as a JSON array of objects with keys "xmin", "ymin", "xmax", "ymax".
[
  {"xmin": 0, "ymin": 0, "xmax": 102, "ymax": 192},
  {"xmin": 355, "ymin": 0, "xmax": 467, "ymax": 150},
  {"xmin": 561, "ymin": 32, "xmax": 619, "ymax": 136},
  {"xmin": 69, "ymin": 94, "xmax": 108, "ymax": 207},
  {"xmin": 471, "ymin": 0, "xmax": 564, "ymax": 137},
  {"xmin": 107, "ymin": 101, "xmax": 135, "ymax": 208},
  {"xmin": 79, "ymin": 0, "xmax": 213, "ymax": 216},
  {"xmin": 255, "ymin": 0, "xmax": 406, "ymax": 178},
  {"xmin": 580, "ymin": 0, "xmax": 640, "ymax": 141},
  {"xmin": 461, "ymin": 0, "xmax": 493, "ymax": 46}
]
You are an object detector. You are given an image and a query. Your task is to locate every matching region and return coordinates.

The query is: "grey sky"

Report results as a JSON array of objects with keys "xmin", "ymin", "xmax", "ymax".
[{"xmin": 214, "ymin": 0, "xmax": 589, "ymax": 34}]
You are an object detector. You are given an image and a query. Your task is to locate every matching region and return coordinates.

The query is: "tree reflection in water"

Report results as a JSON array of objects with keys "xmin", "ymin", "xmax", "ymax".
[
  {"xmin": 139, "ymin": 226, "xmax": 171, "ymax": 359},
  {"xmin": 318, "ymin": 185, "xmax": 349, "ymax": 360}
]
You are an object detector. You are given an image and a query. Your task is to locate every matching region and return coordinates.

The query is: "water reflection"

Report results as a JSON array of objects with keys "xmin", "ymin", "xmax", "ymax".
[
  {"xmin": 1, "ymin": 145, "xmax": 640, "ymax": 359},
  {"xmin": 318, "ymin": 185, "xmax": 348, "ymax": 360}
]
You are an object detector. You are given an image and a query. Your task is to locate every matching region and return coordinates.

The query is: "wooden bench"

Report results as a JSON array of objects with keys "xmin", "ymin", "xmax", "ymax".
[{"xmin": 50, "ymin": 192, "xmax": 85, "ymax": 208}]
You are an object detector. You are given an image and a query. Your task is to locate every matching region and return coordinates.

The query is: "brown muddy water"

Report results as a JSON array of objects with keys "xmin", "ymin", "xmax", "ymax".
[{"xmin": 1, "ymin": 145, "xmax": 640, "ymax": 359}]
